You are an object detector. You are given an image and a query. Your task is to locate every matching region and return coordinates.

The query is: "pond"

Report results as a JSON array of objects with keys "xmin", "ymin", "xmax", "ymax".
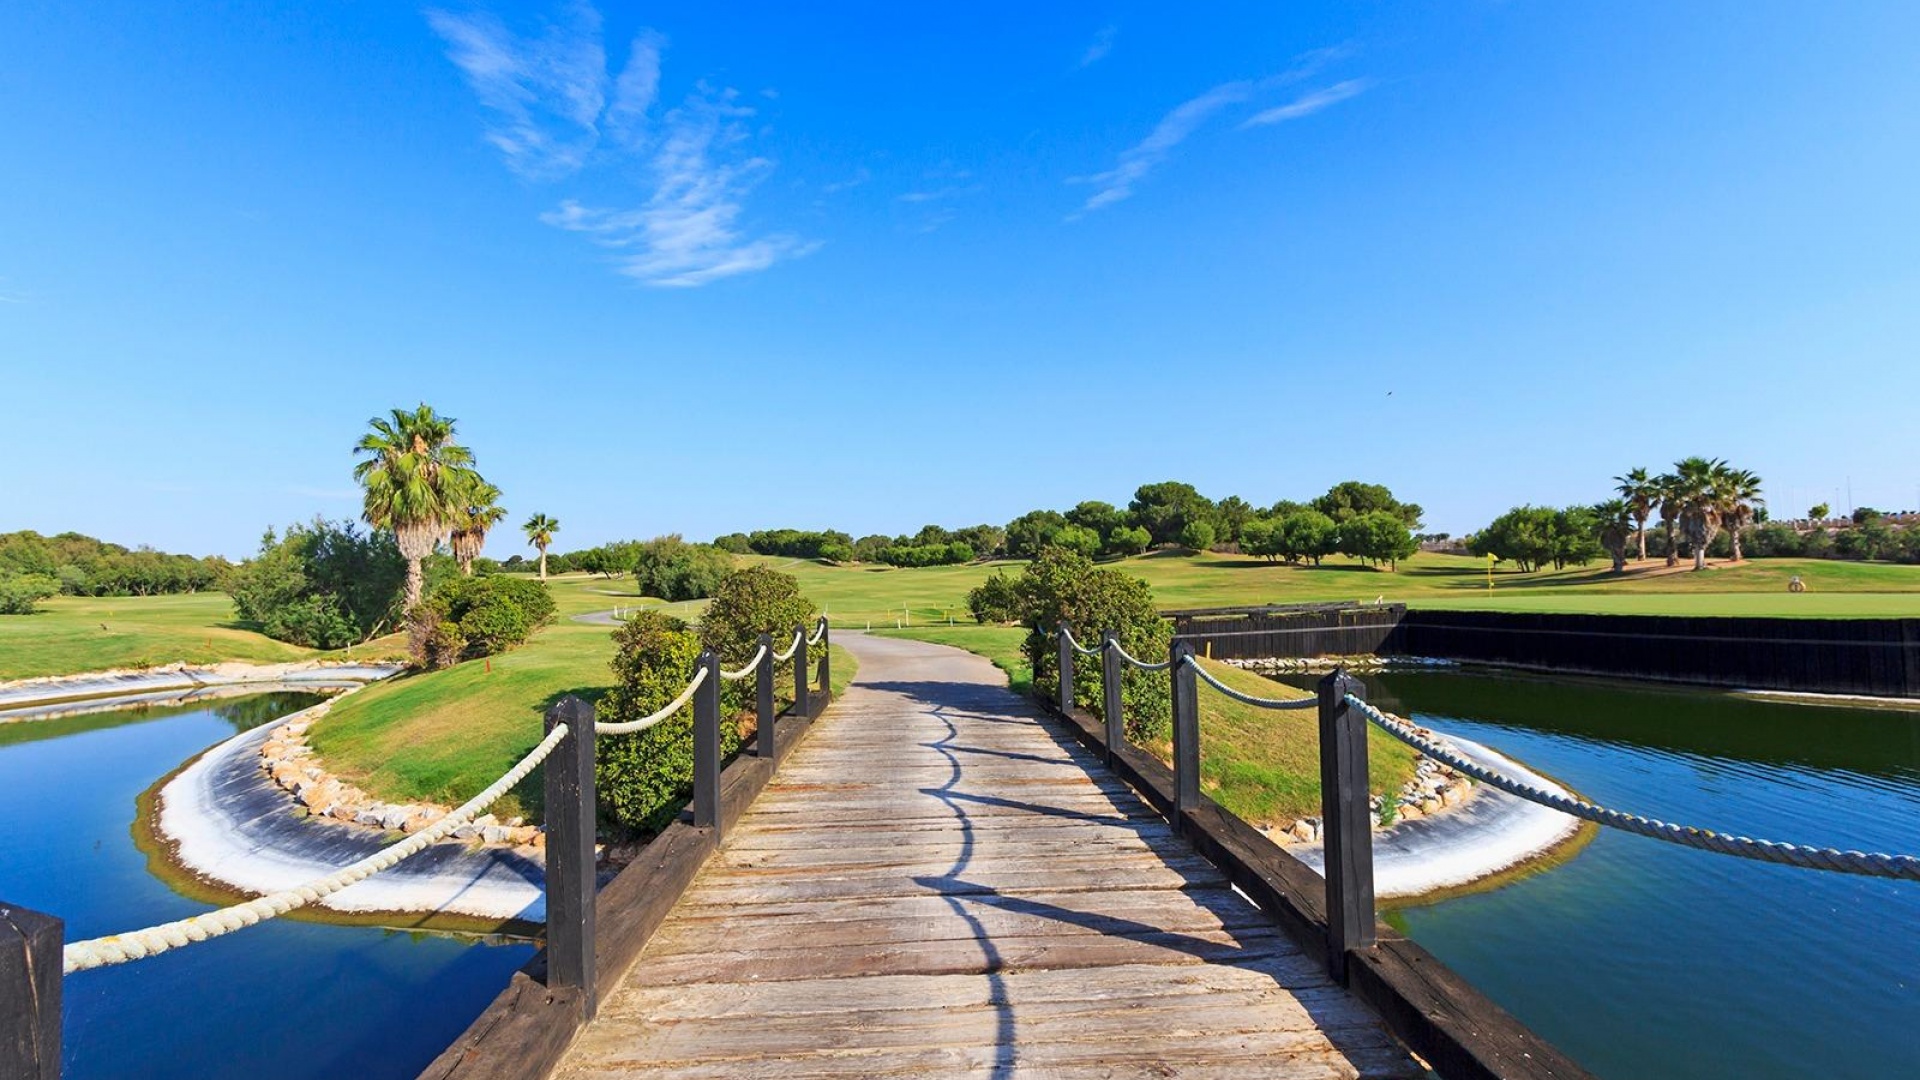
[
  {"xmin": 1292, "ymin": 669, "xmax": 1920, "ymax": 1079},
  {"xmin": 0, "ymin": 692, "xmax": 534, "ymax": 1079}
]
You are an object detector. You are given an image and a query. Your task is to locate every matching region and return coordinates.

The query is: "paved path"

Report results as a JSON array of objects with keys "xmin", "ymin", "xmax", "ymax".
[{"xmin": 553, "ymin": 633, "xmax": 1417, "ymax": 1078}]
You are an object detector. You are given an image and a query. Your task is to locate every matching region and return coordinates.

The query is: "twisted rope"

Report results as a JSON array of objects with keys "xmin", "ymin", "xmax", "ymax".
[
  {"xmin": 64, "ymin": 722, "xmax": 571, "ymax": 973},
  {"xmin": 1060, "ymin": 628, "xmax": 1102, "ymax": 657},
  {"xmin": 1348, "ymin": 695, "xmax": 1920, "ymax": 881},
  {"xmin": 1109, "ymin": 641, "xmax": 1172, "ymax": 672},
  {"xmin": 1184, "ymin": 655, "xmax": 1316, "ymax": 710},
  {"xmin": 771, "ymin": 629, "xmax": 804, "ymax": 663},
  {"xmin": 806, "ymin": 618, "xmax": 828, "ymax": 646},
  {"xmin": 719, "ymin": 646, "xmax": 766, "ymax": 682},
  {"xmin": 595, "ymin": 667, "xmax": 708, "ymax": 735}
]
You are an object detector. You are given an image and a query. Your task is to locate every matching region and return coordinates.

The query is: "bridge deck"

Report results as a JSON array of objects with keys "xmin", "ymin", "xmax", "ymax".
[{"xmin": 553, "ymin": 634, "xmax": 1418, "ymax": 1078}]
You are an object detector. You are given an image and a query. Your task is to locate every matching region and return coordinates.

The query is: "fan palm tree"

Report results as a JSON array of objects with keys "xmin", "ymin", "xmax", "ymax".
[
  {"xmin": 523, "ymin": 513, "xmax": 560, "ymax": 580},
  {"xmin": 1671, "ymin": 456, "xmax": 1725, "ymax": 571},
  {"xmin": 1655, "ymin": 471, "xmax": 1683, "ymax": 567},
  {"xmin": 1714, "ymin": 466, "xmax": 1764, "ymax": 562},
  {"xmin": 352, "ymin": 404, "xmax": 479, "ymax": 622},
  {"xmin": 1592, "ymin": 498, "xmax": 1634, "ymax": 573},
  {"xmin": 449, "ymin": 480, "xmax": 508, "ymax": 576},
  {"xmin": 1613, "ymin": 467, "xmax": 1658, "ymax": 562}
]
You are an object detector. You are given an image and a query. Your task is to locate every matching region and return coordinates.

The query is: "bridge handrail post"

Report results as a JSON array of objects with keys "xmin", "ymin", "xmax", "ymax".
[
  {"xmin": 1101, "ymin": 630, "xmax": 1124, "ymax": 765},
  {"xmin": 1057, "ymin": 623, "xmax": 1074, "ymax": 715},
  {"xmin": 793, "ymin": 628, "xmax": 810, "ymax": 719},
  {"xmin": 693, "ymin": 650, "xmax": 722, "ymax": 838},
  {"xmin": 0, "ymin": 899, "xmax": 61, "ymax": 1080},
  {"xmin": 818, "ymin": 621, "xmax": 831, "ymax": 696},
  {"xmin": 1171, "ymin": 640, "xmax": 1199, "ymax": 812},
  {"xmin": 755, "ymin": 632, "xmax": 777, "ymax": 760},
  {"xmin": 543, "ymin": 695, "xmax": 598, "ymax": 1020},
  {"xmin": 1316, "ymin": 668, "xmax": 1376, "ymax": 984}
]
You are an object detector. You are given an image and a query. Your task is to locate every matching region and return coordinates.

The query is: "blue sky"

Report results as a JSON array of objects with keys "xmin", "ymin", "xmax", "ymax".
[{"xmin": 3, "ymin": 2, "xmax": 1918, "ymax": 558}]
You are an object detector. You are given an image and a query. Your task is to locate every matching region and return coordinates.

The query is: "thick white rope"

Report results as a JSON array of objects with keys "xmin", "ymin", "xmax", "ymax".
[
  {"xmin": 771, "ymin": 629, "xmax": 804, "ymax": 663},
  {"xmin": 64, "ymin": 722, "xmax": 572, "ymax": 973},
  {"xmin": 1349, "ymin": 695, "xmax": 1920, "ymax": 881},
  {"xmin": 806, "ymin": 618, "xmax": 828, "ymax": 646},
  {"xmin": 1059, "ymin": 628, "xmax": 1102, "ymax": 657},
  {"xmin": 719, "ymin": 646, "xmax": 766, "ymax": 682},
  {"xmin": 595, "ymin": 667, "xmax": 708, "ymax": 735},
  {"xmin": 1183, "ymin": 655, "xmax": 1317, "ymax": 710},
  {"xmin": 1108, "ymin": 641, "xmax": 1172, "ymax": 672}
]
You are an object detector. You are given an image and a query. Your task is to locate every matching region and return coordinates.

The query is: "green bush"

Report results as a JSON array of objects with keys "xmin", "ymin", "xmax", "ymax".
[
  {"xmin": 633, "ymin": 535, "xmax": 734, "ymax": 601},
  {"xmin": 1013, "ymin": 548, "xmax": 1172, "ymax": 743},
  {"xmin": 967, "ymin": 570, "xmax": 1021, "ymax": 623},
  {"xmin": 1105, "ymin": 524, "xmax": 1151, "ymax": 557},
  {"xmin": 1178, "ymin": 520, "xmax": 1217, "ymax": 552},
  {"xmin": 595, "ymin": 611, "xmax": 729, "ymax": 834},
  {"xmin": 0, "ymin": 572, "xmax": 59, "ymax": 615},
  {"xmin": 700, "ymin": 565, "xmax": 818, "ymax": 716},
  {"xmin": 415, "ymin": 574, "xmax": 556, "ymax": 667},
  {"xmin": 227, "ymin": 520, "xmax": 404, "ymax": 647}
]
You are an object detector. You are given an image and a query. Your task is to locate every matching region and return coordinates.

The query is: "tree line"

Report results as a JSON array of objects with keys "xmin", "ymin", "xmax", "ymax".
[{"xmin": 0, "ymin": 530, "xmax": 232, "ymax": 606}]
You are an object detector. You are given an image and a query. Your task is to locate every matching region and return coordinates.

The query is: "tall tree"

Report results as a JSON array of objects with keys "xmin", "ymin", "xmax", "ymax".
[
  {"xmin": 1127, "ymin": 481, "xmax": 1214, "ymax": 546},
  {"xmin": 1670, "ymin": 456, "xmax": 1725, "ymax": 571},
  {"xmin": 1613, "ymin": 467, "xmax": 1658, "ymax": 562},
  {"xmin": 449, "ymin": 480, "xmax": 507, "ymax": 576},
  {"xmin": 352, "ymin": 405, "xmax": 479, "ymax": 636},
  {"xmin": 1655, "ymin": 471, "xmax": 1684, "ymax": 567},
  {"xmin": 1715, "ymin": 466, "xmax": 1764, "ymax": 562},
  {"xmin": 1592, "ymin": 499, "xmax": 1634, "ymax": 573},
  {"xmin": 523, "ymin": 513, "xmax": 560, "ymax": 580}
]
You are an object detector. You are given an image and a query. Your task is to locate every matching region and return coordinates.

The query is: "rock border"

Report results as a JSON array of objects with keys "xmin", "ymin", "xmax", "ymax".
[{"xmin": 258, "ymin": 698, "xmax": 543, "ymax": 850}]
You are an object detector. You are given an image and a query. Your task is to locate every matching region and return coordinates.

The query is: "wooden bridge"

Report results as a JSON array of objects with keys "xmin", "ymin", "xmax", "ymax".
[{"xmin": 425, "ymin": 632, "xmax": 1582, "ymax": 1080}]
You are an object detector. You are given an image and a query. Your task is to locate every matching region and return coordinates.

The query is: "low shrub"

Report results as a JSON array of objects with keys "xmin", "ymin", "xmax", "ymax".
[
  {"xmin": 633, "ymin": 535, "xmax": 735, "ymax": 601},
  {"xmin": 0, "ymin": 572, "xmax": 59, "ymax": 615},
  {"xmin": 595, "ymin": 611, "xmax": 733, "ymax": 834},
  {"xmin": 1013, "ymin": 548, "xmax": 1172, "ymax": 742},
  {"xmin": 700, "ymin": 565, "xmax": 818, "ymax": 716},
  {"xmin": 967, "ymin": 570, "xmax": 1021, "ymax": 624},
  {"xmin": 416, "ymin": 574, "xmax": 556, "ymax": 667}
]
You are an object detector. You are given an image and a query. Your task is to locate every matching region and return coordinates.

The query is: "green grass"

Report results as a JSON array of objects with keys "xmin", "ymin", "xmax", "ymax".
[
  {"xmin": 871, "ymin": 626, "xmax": 1414, "ymax": 827},
  {"xmin": 0, "ymin": 592, "xmax": 408, "ymax": 681},
  {"xmin": 758, "ymin": 552, "xmax": 1920, "ymax": 621},
  {"xmin": 312, "ymin": 608, "xmax": 858, "ymax": 822}
]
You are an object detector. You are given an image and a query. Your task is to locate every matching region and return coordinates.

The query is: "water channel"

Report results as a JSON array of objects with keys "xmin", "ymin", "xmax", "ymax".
[
  {"xmin": 1285, "ymin": 669, "xmax": 1920, "ymax": 1079},
  {"xmin": 0, "ymin": 692, "xmax": 533, "ymax": 1079}
]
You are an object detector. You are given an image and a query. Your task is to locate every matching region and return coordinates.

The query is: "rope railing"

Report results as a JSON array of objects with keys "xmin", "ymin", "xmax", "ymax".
[
  {"xmin": 1108, "ymin": 640, "xmax": 1172, "ymax": 672},
  {"xmin": 806, "ymin": 618, "xmax": 828, "ymax": 646},
  {"xmin": 1059, "ymin": 627, "xmax": 1102, "ymax": 657},
  {"xmin": 772, "ymin": 629, "xmax": 804, "ymax": 662},
  {"xmin": 1183, "ymin": 655, "xmax": 1317, "ymax": 710},
  {"xmin": 1348, "ymin": 694, "xmax": 1920, "ymax": 882},
  {"xmin": 719, "ymin": 646, "xmax": 766, "ymax": 682},
  {"xmin": 595, "ymin": 667, "xmax": 709, "ymax": 736},
  {"xmin": 62, "ymin": 722, "xmax": 572, "ymax": 973}
]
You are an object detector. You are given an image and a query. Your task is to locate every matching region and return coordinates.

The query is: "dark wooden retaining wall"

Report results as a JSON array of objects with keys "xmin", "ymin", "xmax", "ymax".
[{"xmin": 1171, "ymin": 604, "xmax": 1920, "ymax": 697}]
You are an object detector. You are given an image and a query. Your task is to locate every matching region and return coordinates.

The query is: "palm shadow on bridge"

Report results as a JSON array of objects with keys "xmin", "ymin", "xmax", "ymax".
[{"xmin": 859, "ymin": 675, "xmax": 1399, "ymax": 1076}]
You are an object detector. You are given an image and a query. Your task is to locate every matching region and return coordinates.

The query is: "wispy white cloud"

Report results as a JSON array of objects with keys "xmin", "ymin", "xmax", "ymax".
[
  {"xmin": 430, "ymin": 4, "xmax": 809, "ymax": 286},
  {"xmin": 820, "ymin": 167, "xmax": 871, "ymax": 195},
  {"xmin": 1073, "ymin": 80, "xmax": 1255, "ymax": 215},
  {"xmin": 1071, "ymin": 48, "xmax": 1370, "ymax": 216},
  {"xmin": 1080, "ymin": 24, "xmax": 1118, "ymax": 67},
  {"xmin": 541, "ymin": 87, "xmax": 819, "ymax": 287},
  {"xmin": 1243, "ymin": 79, "xmax": 1371, "ymax": 127}
]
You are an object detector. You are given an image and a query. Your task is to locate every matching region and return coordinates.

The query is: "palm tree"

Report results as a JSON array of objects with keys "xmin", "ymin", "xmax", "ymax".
[
  {"xmin": 1671, "ymin": 456, "xmax": 1725, "ymax": 571},
  {"xmin": 1592, "ymin": 498, "xmax": 1633, "ymax": 573},
  {"xmin": 523, "ymin": 513, "xmax": 559, "ymax": 580},
  {"xmin": 1714, "ymin": 466, "xmax": 1764, "ymax": 562},
  {"xmin": 352, "ymin": 404, "xmax": 479, "ymax": 623},
  {"xmin": 449, "ymin": 481, "xmax": 508, "ymax": 576},
  {"xmin": 1655, "ymin": 471, "xmax": 1683, "ymax": 567},
  {"xmin": 1613, "ymin": 467, "xmax": 1658, "ymax": 562}
]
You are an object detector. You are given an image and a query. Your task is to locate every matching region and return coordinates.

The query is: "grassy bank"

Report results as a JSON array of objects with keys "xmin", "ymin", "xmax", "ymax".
[
  {"xmin": 875, "ymin": 626, "xmax": 1415, "ymax": 827},
  {"xmin": 312, "ymin": 612, "xmax": 857, "ymax": 822},
  {"xmin": 0, "ymin": 592, "xmax": 408, "ymax": 681},
  {"xmin": 763, "ymin": 552, "xmax": 1920, "ymax": 622}
]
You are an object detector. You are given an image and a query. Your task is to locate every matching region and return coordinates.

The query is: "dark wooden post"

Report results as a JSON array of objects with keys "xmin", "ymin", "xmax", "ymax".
[
  {"xmin": 1101, "ymin": 629, "xmax": 1124, "ymax": 764},
  {"xmin": 694, "ymin": 650, "xmax": 721, "ymax": 838},
  {"xmin": 1171, "ymin": 639, "xmax": 1199, "ymax": 812},
  {"xmin": 542, "ymin": 696, "xmax": 597, "ymax": 1020},
  {"xmin": 817, "ymin": 621, "xmax": 831, "ymax": 696},
  {"xmin": 1057, "ymin": 623, "xmax": 1074, "ymax": 714},
  {"xmin": 1317, "ymin": 668, "xmax": 1376, "ymax": 984},
  {"xmin": 792, "ymin": 627, "xmax": 810, "ymax": 718},
  {"xmin": 755, "ymin": 632, "xmax": 777, "ymax": 760},
  {"xmin": 0, "ymin": 901, "xmax": 61, "ymax": 1080}
]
